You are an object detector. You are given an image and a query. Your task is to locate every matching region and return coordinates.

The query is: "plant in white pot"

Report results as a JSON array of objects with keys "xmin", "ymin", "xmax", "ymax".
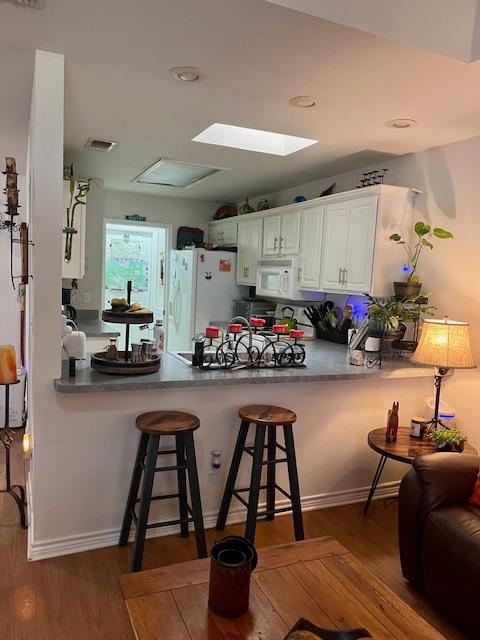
[{"xmin": 389, "ymin": 221, "xmax": 453, "ymax": 299}]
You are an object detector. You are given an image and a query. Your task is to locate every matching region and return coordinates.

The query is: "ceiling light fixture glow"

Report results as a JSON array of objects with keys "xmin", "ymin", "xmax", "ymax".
[
  {"xmin": 385, "ymin": 118, "xmax": 417, "ymax": 129},
  {"xmin": 289, "ymin": 95, "xmax": 317, "ymax": 108},
  {"xmin": 192, "ymin": 123, "xmax": 318, "ymax": 156},
  {"xmin": 170, "ymin": 66, "xmax": 203, "ymax": 82}
]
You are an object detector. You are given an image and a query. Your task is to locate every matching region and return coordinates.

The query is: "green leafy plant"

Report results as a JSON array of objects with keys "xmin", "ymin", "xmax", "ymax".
[
  {"xmin": 64, "ymin": 165, "xmax": 96, "ymax": 263},
  {"xmin": 428, "ymin": 428, "xmax": 467, "ymax": 450},
  {"xmin": 365, "ymin": 294, "xmax": 435, "ymax": 335},
  {"xmin": 389, "ymin": 221, "xmax": 453, "ymax": 283}
]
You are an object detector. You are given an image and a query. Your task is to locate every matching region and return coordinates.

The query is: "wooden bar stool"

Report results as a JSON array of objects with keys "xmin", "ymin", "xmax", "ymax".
[
  {"xmin": 216, "ymin": 404, "xmax": 304, "ymax": 544},
  {"xmin": 119, "ymin": 411, "xmax": 207, "ymax": 572}
]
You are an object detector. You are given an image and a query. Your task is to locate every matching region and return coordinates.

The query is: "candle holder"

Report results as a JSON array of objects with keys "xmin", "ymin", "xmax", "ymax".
[{"xmin": 1, "ymin": 380, "xmax": 27, "ymax": 529}]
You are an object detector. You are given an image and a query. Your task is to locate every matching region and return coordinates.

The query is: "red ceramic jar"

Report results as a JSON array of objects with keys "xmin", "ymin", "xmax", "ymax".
[
  {"xmin": 206, "ymin": 326, "xmax": 220, "ymax": 339},
  {"xmin": 289, "ymin": 329, "xmax": 304, "ymax": 339},
  {"xmin": 273, "ymin": 324, "xmax": 286, "ymax": 334},
  {"xmin": 228, "ymin": 323, "xmax": 243, "ymax": 334}
]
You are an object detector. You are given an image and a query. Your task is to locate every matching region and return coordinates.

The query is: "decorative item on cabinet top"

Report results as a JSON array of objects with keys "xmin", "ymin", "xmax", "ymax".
[
  {"xmin": 319, "ymin": 182, "xmax": 336, "ymax": 197},
  {"xmin": 238, "ymin": 196, "xmax": 255, "ymax": 215},
  {"xmin": 356, "ymin": 169, "xmax": 388, "ymax": 189},
  {"xmin": 256, "ymin": 198, "xmax": 270, "ymax": 211},
  {"xmin": 213, "ymin": 203, "xmax": 237, "ymax": 220},
  {"xmin": 63, "ymin": 164, "xmax": 96, "ymax": 264}
]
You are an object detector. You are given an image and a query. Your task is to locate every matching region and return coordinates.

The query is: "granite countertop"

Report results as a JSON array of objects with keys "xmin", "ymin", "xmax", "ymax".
[
  {"xmin": 54, "ymin": 341, "xmax": 431, "ymax": 394},
  {"xmin": 75, "ymin": 318, "xmax": 121, "ymax": 338}
]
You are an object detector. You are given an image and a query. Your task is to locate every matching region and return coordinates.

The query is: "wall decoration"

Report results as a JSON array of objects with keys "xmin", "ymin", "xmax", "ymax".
[
  {"xmin": 356, "ymin": 169, "xmax": 388, "ymax": 189},
  {"xmin": 125, "ymin": 214, "xmax": 146, "ymax": 222}
]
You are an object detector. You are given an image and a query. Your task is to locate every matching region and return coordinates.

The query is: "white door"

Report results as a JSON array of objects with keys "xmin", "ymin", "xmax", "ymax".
[
  {"xmin": 245, "ymin": 219, "xmax": 263, "ymax": 285},
  {"xmin": 280, "ymin": 211, "xmax": 300, "ymax": 255},
  {"xmin": 263, "ymin": 215, "xmax": 281, "ymax": 256},
  {"xmin": 236, "ymin": 222, "xmax": 250, "ymax": 284},
  {"xmin": 320, "ymin": 201, "xmax": 349, "ymax": 291},
  {"xmin": 299, "ymin": 207, "xmax": 323, "ymax": 290},
  {"xmin": 167, "ymin": 251, "xmax": 196, "ymax": 351},
  {"xmin": 345, "ymin": 196, "xmax": 377, "ymax": 293}
]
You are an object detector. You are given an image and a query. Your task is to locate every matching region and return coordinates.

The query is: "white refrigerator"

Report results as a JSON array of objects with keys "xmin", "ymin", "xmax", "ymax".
[{"xmin": 167, "ymin": 249, "xmax": 246, "ymax": 352}]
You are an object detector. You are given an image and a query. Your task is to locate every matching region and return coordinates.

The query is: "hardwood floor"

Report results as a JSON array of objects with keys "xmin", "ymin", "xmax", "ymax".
[{"xmin": 1, "ymin": 436, "xmax": 468, "ymax": 640}]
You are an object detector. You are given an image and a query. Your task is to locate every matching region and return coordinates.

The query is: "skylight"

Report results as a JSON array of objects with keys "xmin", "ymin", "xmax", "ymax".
[{"xmin": 192, "ymin": 123, "xmax": 318, "ymax": 156}]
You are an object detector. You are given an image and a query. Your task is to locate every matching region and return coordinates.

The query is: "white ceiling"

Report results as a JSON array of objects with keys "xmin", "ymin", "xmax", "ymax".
[{"xmin": 1, "ymin": 0, "xmax": 480, "ymax": 201}]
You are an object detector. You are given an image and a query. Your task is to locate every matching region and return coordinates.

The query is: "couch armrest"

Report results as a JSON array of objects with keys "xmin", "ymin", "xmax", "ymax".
[
  {"xmin": 398, "ymin": 467, "xmax": 424, "ymax": 587},
  {"xmin": 413, "ymin": 453, "xmax": 479, "ymax": 513}
]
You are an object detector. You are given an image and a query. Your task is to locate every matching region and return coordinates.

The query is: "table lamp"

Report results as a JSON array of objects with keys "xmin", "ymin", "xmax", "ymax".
[{"xmin": 411, "ymin": 317, "xmax": 476, "ymax": 427}]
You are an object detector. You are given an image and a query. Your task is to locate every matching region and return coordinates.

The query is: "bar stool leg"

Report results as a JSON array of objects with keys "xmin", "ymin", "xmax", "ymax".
[
  {"xmin": 184, "ymin": 432, "xmax": 207, "ymax": 559},
  {"xmin": 176, "ymin": 433, "xmax": 189, "ymax": 537},
  {"xmin": 119, "ymin": 432, "xmax": 149, "ymax": 547},
  {"xmin": 283, "ymin": 424, "xmax": 304, "ymax": 541},
  {"xmin": 131, "ymin": 434, "xmax": 160, "ymax": 572},
  {"xmin": 266, "ymin": 425, "xmax": 276, "ymax": 521},
  {"xmin": 245, "ymin": 424, "xmax": 266, "ymax": 544},
  {"xmin": 216, "ymin": 420, "xmax": 250, "ymax": 530}
]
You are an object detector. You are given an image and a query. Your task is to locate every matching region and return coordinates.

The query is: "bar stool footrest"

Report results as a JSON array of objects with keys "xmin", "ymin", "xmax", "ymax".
[{"xmin": 135, "ymin": 492, "xmax": 180, "ymax": 503}]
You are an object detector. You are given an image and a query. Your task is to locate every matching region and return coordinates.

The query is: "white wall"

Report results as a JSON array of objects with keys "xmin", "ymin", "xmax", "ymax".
[{"xmin": 74, "ymin": 188, "xmax": 220, "ymax": 309}]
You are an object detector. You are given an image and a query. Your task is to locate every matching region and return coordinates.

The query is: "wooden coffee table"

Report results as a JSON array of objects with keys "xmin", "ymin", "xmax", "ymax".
[
  {"xmin": 120, "ymin": 537, "xmax": 446, "ymax": 639},
  {"xmin": 364, "ymin": 427, "xmax": 478, "ymax": 515}
]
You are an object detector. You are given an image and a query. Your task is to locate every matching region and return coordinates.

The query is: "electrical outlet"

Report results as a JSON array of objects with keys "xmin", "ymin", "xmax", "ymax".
[
  {"xmin": 209, "ymin": 450, "xmax": 222, "ymax": 475},
  {"xmin": 83, "ymin": 292, "xmax": 91, "ymax": 304}
]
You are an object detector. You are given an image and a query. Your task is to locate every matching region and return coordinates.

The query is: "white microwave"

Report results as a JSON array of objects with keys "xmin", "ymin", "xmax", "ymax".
[{"xmin": 256, "ymin": 258, "xmax": 312, "ymax": 301}]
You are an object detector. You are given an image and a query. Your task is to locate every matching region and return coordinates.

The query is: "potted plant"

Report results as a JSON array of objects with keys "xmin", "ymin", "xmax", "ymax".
[
  {"xmin": 364, "ymin": 294, "xmax": 435, "ymax": 340},
  {"xmin": 64, "ymin": 165, "xmax": 96, "ymax": 263},
  {"xmin": 389, "ymin": 221, "xmax": 453, "ymax": 299},
  {"xmin": 428, "ymin": 428, "xmax": 467, "ymax": 452}
]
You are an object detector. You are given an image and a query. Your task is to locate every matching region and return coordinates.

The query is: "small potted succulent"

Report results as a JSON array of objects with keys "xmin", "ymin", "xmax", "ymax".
[
  {"xmin": 428, "ymin": 428, "xmax": 467, "ymax": 452},
  {"xmin": 389, "ymin": 221, "xmax": 453, "ymax": 299}
]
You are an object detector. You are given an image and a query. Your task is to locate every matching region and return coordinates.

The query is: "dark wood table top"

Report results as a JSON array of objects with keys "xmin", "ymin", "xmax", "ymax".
[
  {"xmin": 368, "ymin": 427, "xmax": 477, "ymax": 464},
  {"xmin": 121, "ymin": 537, "xmax": 446, "ymax": 639}
]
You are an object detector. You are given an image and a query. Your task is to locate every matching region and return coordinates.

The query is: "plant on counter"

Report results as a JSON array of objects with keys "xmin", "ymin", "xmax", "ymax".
[
  {"xmin": 364, "ymin": 294, "xmax": 435, "ymax": 339},
  {"xmin": 389, "ymin": 221, "xmax": 453, "ymax": 298},
  {"xmin": 64, "ymin": 164, "xmax": 96, "ymax": 263},
  {"xmin": 428, "ymin": 428, "xmax": 467, "ymax": 452}
]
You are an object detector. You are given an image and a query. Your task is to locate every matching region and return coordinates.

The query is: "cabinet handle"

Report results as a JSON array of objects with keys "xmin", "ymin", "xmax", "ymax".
[
  {"xmin": 274, "ymin": 237, "xmax": 278, "ymax": 250},
  {"xmin": 246, "ymin": 266, "xmax": 249, "ymax": 277},
  {"xmin": 338, "ymin": 268, "xmax": 342, "ymax": 285},
  {"xmin": 298, "ymin": 266, "xmax": 302, "ymax": 282},
  {"xmin": 343, "ymin": 268, "xmax": 348, "ymax": 285},
  {"xmin": 280, "ymin": 237, "xmax": 284, "ymax": 251}
]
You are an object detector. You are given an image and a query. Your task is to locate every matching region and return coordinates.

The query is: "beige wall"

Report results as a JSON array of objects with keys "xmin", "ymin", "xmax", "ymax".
[{"xmin": 74, "ymin": 187, "xmax": 221, "ymax": 309}]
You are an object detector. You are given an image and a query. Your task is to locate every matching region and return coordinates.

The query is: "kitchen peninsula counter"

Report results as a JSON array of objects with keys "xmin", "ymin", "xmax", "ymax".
[{"xmin": 54, "ymin": 341, "xmax": 431, "ymax": 394}]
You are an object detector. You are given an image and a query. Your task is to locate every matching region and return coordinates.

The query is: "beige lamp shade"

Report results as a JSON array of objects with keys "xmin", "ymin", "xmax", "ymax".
[{"xmin": 411, "ymin": 318, "xmax": 476, "ymax": 369}]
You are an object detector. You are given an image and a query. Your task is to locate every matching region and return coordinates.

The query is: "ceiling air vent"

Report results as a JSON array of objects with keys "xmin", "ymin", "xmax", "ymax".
[
  {"xmin": 84, "ymin": 138, "xmax": 117, "ymax": 152},
  {"xmin": 133, "ymin": 158, "xmax": 223, "ymax": 188}
]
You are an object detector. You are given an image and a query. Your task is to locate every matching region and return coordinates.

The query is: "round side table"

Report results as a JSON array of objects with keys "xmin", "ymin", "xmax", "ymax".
[{"xmin": 363, "ymin": 426, "xmax": 478, "ymax": 515}]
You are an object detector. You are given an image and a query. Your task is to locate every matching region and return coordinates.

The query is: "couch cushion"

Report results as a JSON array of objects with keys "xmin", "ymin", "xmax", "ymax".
[{"xmin": 422, "ymin": 504, "xmax": 480, "ymax": 638}]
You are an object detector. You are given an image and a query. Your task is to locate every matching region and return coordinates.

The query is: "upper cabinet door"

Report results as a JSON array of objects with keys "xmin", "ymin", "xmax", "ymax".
[
  {"xmin": 345, "ymin": 196, "xmax": 377, "ymax": 293},
  {"xmin": 246, "ymin": 219, "xmax": 263, "ymax": 285},
  {"xmin": 62, "ymin": 181, "xmax": 86, "ymax": 280},
  {"xmin": 280, "ymin": 211, "xmax": 301, "ymax": 255},
  {"xmin": 220, "ymin": 221, "xmax": 237, "ymax": 245},
  {"xmin": 299, "ymin": 207, "xmax": 324, "ymax": 290},
  {"xmin": 320, "ymin": 201, "xmax": 349, "ymax": 291},
  {"xmin": 263, "ymin": 215, "xmax": 281, "ymax": 256}
]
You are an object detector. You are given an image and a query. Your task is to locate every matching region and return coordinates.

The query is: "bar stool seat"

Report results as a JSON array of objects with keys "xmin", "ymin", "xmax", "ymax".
[
  {"xmin": 216, "ymin": 404, "xmax": 304, "ymax": 544},
  {"xmin": 136, "ymin": 411, "xmax": 200, "ymax": 434},
  {"xmin": 239, "ymin": 405, "xmax": 296, "ymax": 425},
  {"xmin": 119, "ymin": 410, "xmax": 206, "ymax": 572}
]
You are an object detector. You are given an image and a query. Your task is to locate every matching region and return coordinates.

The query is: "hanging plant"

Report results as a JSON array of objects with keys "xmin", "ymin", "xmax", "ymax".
[{"xmin": 64, "ymin": 165, "xmax": 95, "ymax": 263}]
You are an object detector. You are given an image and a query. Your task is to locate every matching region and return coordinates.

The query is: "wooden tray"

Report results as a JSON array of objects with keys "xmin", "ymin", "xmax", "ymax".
[
  {"xmin": 102, "ymin": 310, "xmax": 154, "ymax": 325},
  {"xmin": 91, "ymin": 351, "xmax": 160, "ymax": 375}
]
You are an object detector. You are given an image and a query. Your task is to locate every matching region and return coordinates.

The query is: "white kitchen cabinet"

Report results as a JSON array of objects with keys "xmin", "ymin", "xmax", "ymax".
[
  {"xmin": 236, "ymin": 219, "xmax": 263, "ymax": 285},
  {"xmin": 262, "ymin": 212, "xmax": 300, "ymax": 256},
  {"xmin": 208, "ymin": 220, "xmax": 237, "ymax": 246},
  {"xmin": 298, "ymin": 206, "xmax": 324, "ymax": 290},
  {"xmin": 62, "ymin": 180, "xmax": 86, "ymax": 280},
  {"xmin": 321, "ymin": 196, "xmax": 377, "ymax": 293}
]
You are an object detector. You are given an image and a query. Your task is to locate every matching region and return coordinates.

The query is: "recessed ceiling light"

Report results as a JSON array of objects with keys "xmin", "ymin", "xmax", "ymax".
[
  {"xmin": 385, "ymin": 118, "xmax": 417, "ymax": 129},
  {"xmin": 169, "ymin": 66, "xmax": 204, "ymax": 82},
  {"xmin": 192, "ymin": 123, "xmax": 318, "ymax": 156},
  {"xmin": 289, "ymin": 95, "xmax": 317, "ymax": 108}
]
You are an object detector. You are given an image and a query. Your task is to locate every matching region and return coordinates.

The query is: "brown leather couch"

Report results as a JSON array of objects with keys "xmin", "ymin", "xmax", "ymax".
[{"xmin": 399, "ymin": 453, "xmax": 480, "ymax": 638}]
